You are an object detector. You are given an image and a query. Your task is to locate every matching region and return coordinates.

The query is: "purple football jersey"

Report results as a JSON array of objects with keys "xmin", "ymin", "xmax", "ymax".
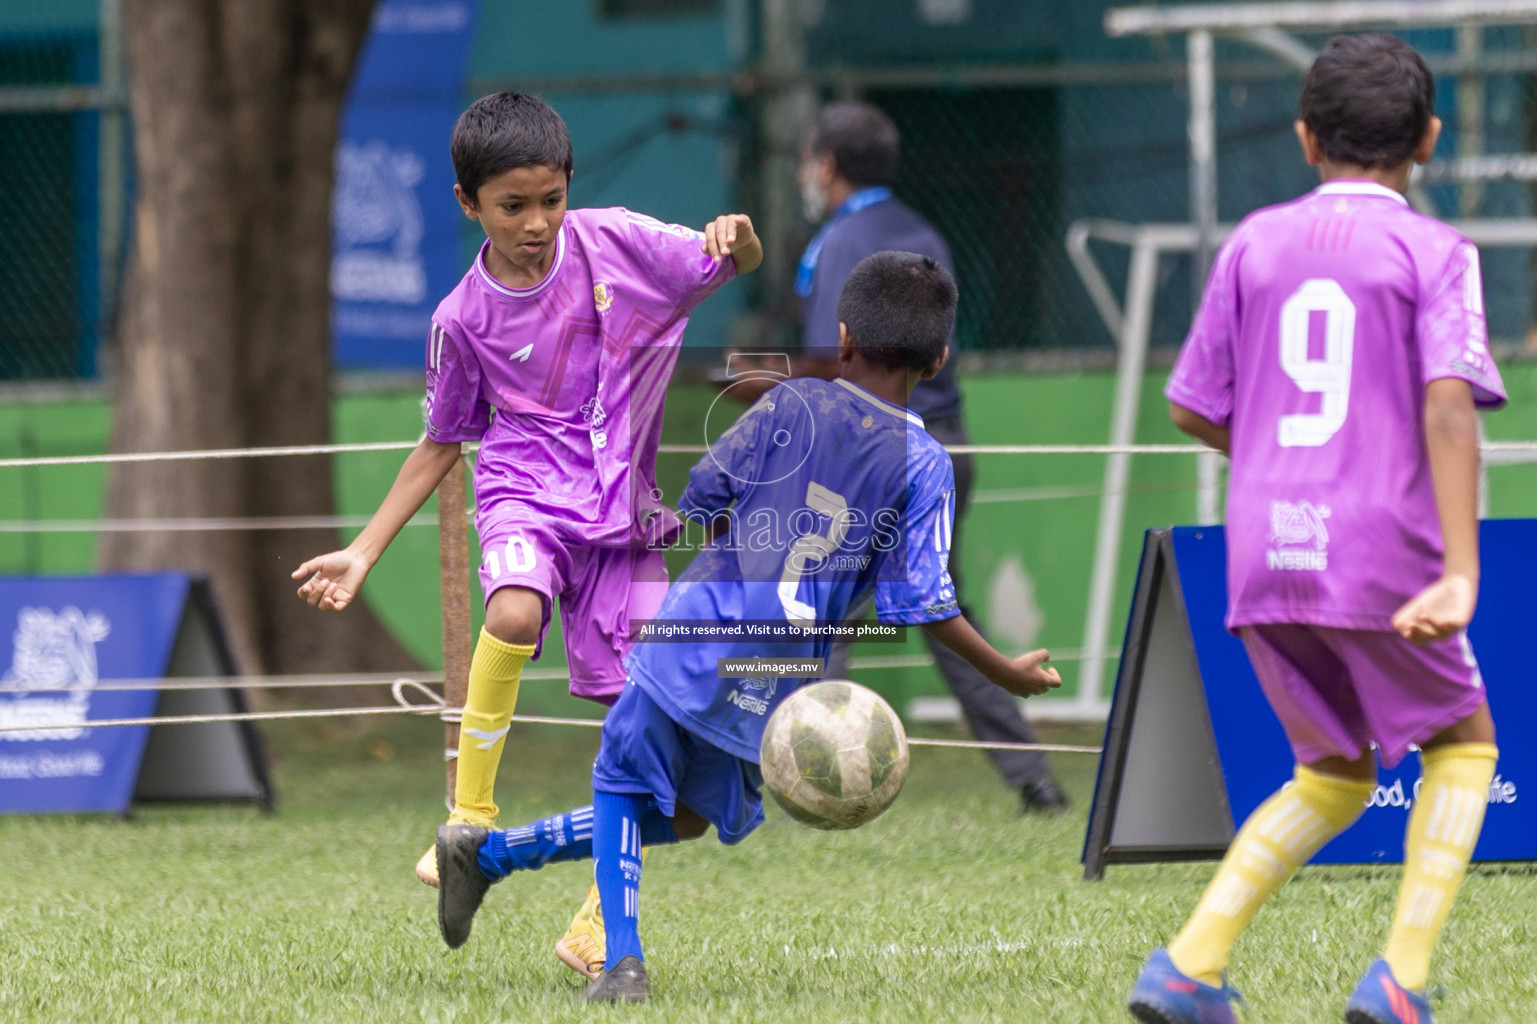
[
  {"xmin": 425, "ymin": 208, "xmax": 735, "ymax": 548},
  {"xmin": 1167, "ymin": 180, "xmax": 1506, "ymax": 631}
]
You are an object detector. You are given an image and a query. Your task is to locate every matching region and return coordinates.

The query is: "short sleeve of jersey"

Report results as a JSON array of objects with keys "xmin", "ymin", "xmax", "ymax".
[
  {"xmin": 874, "ymin": 449, "xmax": 960, "ymax": 625},
  {"xmin": 1166, "ymin": 231, "xmax": 1243, "ymax": 427},
  {"xmin": 424, "ymin": 321, "xmax": 491, "ymax": 443},
  {"xmin": 1417, "ymin": 241, "xmax": 1507, "ymax": 409},
  {"xmin": 625, "ymin": 212, "xmax": 737, "ymax": 313},
  {"xmin": 678, "ymin": 392, "xmax": 775, "ymax": 518}
]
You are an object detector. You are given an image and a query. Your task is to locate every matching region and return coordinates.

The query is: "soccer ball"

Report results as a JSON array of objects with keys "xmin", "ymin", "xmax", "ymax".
[{"xmin": 759, "ymin": 680, "xmax": 909, "ymax": 830}]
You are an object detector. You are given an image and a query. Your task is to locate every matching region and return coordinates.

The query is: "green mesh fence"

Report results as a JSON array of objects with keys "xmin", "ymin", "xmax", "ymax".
[
  {"xmin": 871, "ymin": 85, "xmax": 1068, "ymax": 352},
  {"xmin": 6, "ymin": 21, "xmax": 1537, "ymax": 379},
  {"xmin": 0, "ymin": 30, "xmax": 119, "ymax": 382},
  {"xmin": 839, "ymin": 56, "xmax": 1537, "ymax": 355}
]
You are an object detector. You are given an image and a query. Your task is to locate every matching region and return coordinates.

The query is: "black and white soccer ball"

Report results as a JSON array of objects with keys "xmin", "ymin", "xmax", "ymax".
[{"xmin": 759, "ymin": 680, "xmax": 909, "ymax": 830}]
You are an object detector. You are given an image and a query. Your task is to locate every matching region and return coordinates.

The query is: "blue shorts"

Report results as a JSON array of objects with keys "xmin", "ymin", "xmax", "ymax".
[{"xmin": 591, "ymin": 681, "xmax": 764, "ymax": 845}]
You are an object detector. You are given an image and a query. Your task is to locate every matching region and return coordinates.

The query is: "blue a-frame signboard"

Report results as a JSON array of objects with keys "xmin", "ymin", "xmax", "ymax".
[{"xmin": 0, "ymin": 575, "xmax": 272, "ymax": 815}]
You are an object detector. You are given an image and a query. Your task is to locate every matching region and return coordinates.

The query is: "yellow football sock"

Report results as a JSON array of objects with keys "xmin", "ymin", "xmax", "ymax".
[
  {"xmin": 449, "ymin": 628, "xmax": 534, "ymax": 827},
  {"xmin": 1382, "ymin": 742, "xmax": 1497, "ymax": 992},
  {"xmin": 1168, "ymin": 765, "xmax": 1373, "ymax": 987}
]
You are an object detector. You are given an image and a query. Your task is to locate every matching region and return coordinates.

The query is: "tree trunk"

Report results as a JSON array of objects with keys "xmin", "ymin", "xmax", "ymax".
[{"xmin": 102, "ymin": 0, "xmax": 418, "ymax": 679}]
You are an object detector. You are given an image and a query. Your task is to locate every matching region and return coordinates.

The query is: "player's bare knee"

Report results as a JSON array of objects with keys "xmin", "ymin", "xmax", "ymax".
[
  {"xmin": 670, "ymin": 805, "xmax": 709, "ymax": 840},
  {"xmin": 484, "ymin": 587, "xmax": 542, "ymax": 646}
]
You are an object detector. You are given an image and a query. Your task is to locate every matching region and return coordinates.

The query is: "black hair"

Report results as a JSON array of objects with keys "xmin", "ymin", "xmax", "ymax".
[
  {"xmin": 451, "ymin": 92, "xmax": 574, "ymax": 203},
  {"xmin": 808, "ymin": 102, "xmax": 900, "ymax": 187},
  {"xmin": 837, "ymin": 251, "xmax": 957, "ymax": 372},
  {"xmin": 1299, "ymin": 34, "xmax": 1435, "ymax": 169}
]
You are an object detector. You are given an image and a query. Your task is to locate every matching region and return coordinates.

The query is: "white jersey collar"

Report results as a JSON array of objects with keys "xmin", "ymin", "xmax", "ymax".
[
  {"xmin": 1313, "ymin": 180, "xmax": 1410, "ymax": 206},
  {"xmin": 835, "ymin": 377, "xmax": 925, "ymax": 429},
  {"xmin": 474, "ymin": 223, "xmax": 568, "ymax": 299}
]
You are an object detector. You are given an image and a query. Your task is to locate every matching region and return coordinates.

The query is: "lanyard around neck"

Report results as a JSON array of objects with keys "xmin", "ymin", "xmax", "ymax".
[{"xmin": 795, "ymin": 187, "xmax": 894, "ymax": 298}]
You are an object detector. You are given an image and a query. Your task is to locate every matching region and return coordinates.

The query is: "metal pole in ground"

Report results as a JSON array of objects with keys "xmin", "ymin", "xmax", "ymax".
[
  {"xmin": 98, "ymin": 0, "xmax": 125, "ymax": 365},
  {"xmin": 1187, "ymin": 27, "xmax": 1218, "ymax": 303},
  {"xmin": 437, "ymin": 447, "xmax": 472, "ymax": 811}
]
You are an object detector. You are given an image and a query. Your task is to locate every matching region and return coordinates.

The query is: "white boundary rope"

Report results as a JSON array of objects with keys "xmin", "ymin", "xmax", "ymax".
[
  {"xmin": 31, "ymin": 430, "xmax": 1537, "ymax": 755},
  {"xmin": 904, "ymin": 737, "xmax": 1102, "ymax": 754},
  {"xmin": 0, "ymin": 681, "xmax": 1104, "ymax": 753},
  {"xmin": 7, "ymin": 437, "xmax": 1537, "ymax": 471},
  {"xmin": 0, "ymin": 513, "xmax": 442, "ymax": 534},
  {"xmin": 0, "ymin": 440, "xmax": 419, "ymax": 469},
  {"xmin": 12, "ymin": 669, "xmax": 562, "ymax": 693},
  {"xmin": 0, "ymin": 646, "xmax": 1121, "ymax": 698}
]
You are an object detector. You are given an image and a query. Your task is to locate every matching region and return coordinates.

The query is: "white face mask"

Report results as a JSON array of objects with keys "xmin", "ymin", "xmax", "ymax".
[{"xmin": 800, "ymin": 175, "xmax": 829, "ymax": 223}]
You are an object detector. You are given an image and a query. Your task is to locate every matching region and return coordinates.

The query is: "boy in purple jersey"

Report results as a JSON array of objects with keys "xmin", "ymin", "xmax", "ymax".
[
  {"xmin": 292, "ymin": 93, "xmax": 760, "ymax": 974},
  {"xmin": 1130, "ymin": 36, "xmax": 1504, "ymax": 1024},
  {"xmin": 431, "ymin": 252, "xmax": 1062, "ymax": 1003}
]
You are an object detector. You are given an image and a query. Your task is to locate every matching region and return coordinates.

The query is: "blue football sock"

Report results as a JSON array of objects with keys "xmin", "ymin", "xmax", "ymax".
[
  {"xmin": 593, "ymin": 791, "xmax": 680, "ymax": 968},
  {"xmin": 476, "ymin": 805, "xmax": 595, "ymax": 881}
]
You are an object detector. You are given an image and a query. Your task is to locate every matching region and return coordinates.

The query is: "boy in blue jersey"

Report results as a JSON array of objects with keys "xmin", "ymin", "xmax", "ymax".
[{"xmin": 432, "ymin": 251, "xmax": 1062, "ymax": 1003}]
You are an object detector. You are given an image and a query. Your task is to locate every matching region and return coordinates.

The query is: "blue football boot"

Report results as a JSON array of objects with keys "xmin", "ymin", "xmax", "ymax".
[
  {"xmin": 1128, "ymin": 948, "xmax": 1243, "ymax": 1024},
  {"xmin": 1345, "ymin": 959, "xmax": 1433, "ymax": 1024}
]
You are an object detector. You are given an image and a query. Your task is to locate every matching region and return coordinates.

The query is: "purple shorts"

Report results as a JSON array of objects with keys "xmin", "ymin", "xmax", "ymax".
[
  {"xmin": 1239, "ymin": 624, "xmax": 1488, "ymax": 769},
  {"xmin": 477, "ymin": 513, "xmax": 668, "ymax": 704}
]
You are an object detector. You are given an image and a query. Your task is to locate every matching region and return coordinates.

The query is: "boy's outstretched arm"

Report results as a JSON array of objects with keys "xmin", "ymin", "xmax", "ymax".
[
  {"xmin": 1169, "ymin": 400, "xmax": 1230, "ymax": 455},
  {"xmin": 701, "ymin": 213, "xmax": 763, "ymax": 274},
  {"xmin": 293, "ymin": 438, "xmax": 463, "ymax": 612},
  {"xmin": 920, "ymin": 614, "xmax": 1061, "ymax": 698},
  {"xmin": 1392, "ymin": 377, "xmax": 1481, "ymax": 644}
]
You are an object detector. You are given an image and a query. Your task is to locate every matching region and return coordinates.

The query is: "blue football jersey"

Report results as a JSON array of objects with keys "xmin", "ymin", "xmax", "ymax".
[{"xmin": 628, "ymin": 377, "xmax": 958, "ymax": 762}]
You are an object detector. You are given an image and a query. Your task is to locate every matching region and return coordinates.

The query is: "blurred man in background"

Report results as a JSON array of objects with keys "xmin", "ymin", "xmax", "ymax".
[{"xmin": 731, "ymin": 102, "xmax": 1068, "ymax": 813}]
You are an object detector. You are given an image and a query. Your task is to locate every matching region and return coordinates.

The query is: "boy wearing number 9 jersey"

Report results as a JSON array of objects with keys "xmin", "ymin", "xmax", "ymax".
[{"xmin": 1130, "ymin": 35, "xmax": 1506, "ymax": 1024}]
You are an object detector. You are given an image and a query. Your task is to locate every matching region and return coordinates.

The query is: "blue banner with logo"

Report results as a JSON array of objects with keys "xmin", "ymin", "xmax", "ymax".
[
  {"xmin": 0, "ymin": 575, "xmax": 190, "ymax": 814},
  {"xmin": 1173, "ymin": 521, "xmax": 1533, "ymax": 862},
  {"xmin": 331, "ymin": 0, "xmax": 479, "ymax": 369}
]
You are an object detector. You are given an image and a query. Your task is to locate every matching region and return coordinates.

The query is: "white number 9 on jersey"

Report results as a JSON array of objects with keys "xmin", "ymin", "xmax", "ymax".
[{"xmin": 1278, "ymin": 278, "xmax": 1356, "ymax": 448}]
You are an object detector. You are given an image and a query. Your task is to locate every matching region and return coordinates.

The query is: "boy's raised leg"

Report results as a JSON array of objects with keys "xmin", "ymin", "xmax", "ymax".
[
  {"xmin": 436, "ymin": 824, "xmax": 491, "ymax": 949},
  {"xmin": 475, "ymin": 806, "xmax": 596, "ymax": 878},
  {"xmin": 437, "ymin": 807, "xmax": 598, "ymax": 950}
]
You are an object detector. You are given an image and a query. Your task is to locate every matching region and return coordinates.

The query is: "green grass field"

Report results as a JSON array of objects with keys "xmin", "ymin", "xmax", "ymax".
[{"xmin": 1, "ymin": 714, "xmax": 1534, "ymax": 1023}]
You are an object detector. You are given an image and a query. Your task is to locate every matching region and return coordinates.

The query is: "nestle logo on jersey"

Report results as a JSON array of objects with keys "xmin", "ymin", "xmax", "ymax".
[
  {"xmin": 1266, "ymin": 548, "xmax": 1329, "ymax": 571},
  {"xmin": 1266, "ymin": 499, "xmax": 1330, "ymax": 572}
]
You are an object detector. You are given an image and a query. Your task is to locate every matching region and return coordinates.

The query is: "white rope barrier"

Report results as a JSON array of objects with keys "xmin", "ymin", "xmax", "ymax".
[
  {"xmin": 903, "ymin": 737, "xmax": 1103, "ymax": 754},
  {"xmin": 12, "ymin": 429, "xmax": 1526, "ymax": 757},
  {"xmin": 0, "ymin": 646, "xmax": 1121, "ymax": 700},
  {"xmin": 0, "ymin": 666, "xmax": 572, "ymax": 694},
  {"xmin": 0, "ymin": 704, "xmax": 436, "ymax": 733},
  {"xmin": 0, "ymin": 440, "xmax": 420, "ymax": 470},
  {"xmin": 0, "ymin": 683, "xmax": 1104, "ymax": 754},
  {"xmin": 0, "ymin": 480, "xmax": 1190, "ymax": 532},
  {"xmin": 7, "ymin": 438, "xmax": 1537, "ymax": 472},
  {"xmin": 0, "ymin": 513, "xmax": 443, "ymax": 534}
]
